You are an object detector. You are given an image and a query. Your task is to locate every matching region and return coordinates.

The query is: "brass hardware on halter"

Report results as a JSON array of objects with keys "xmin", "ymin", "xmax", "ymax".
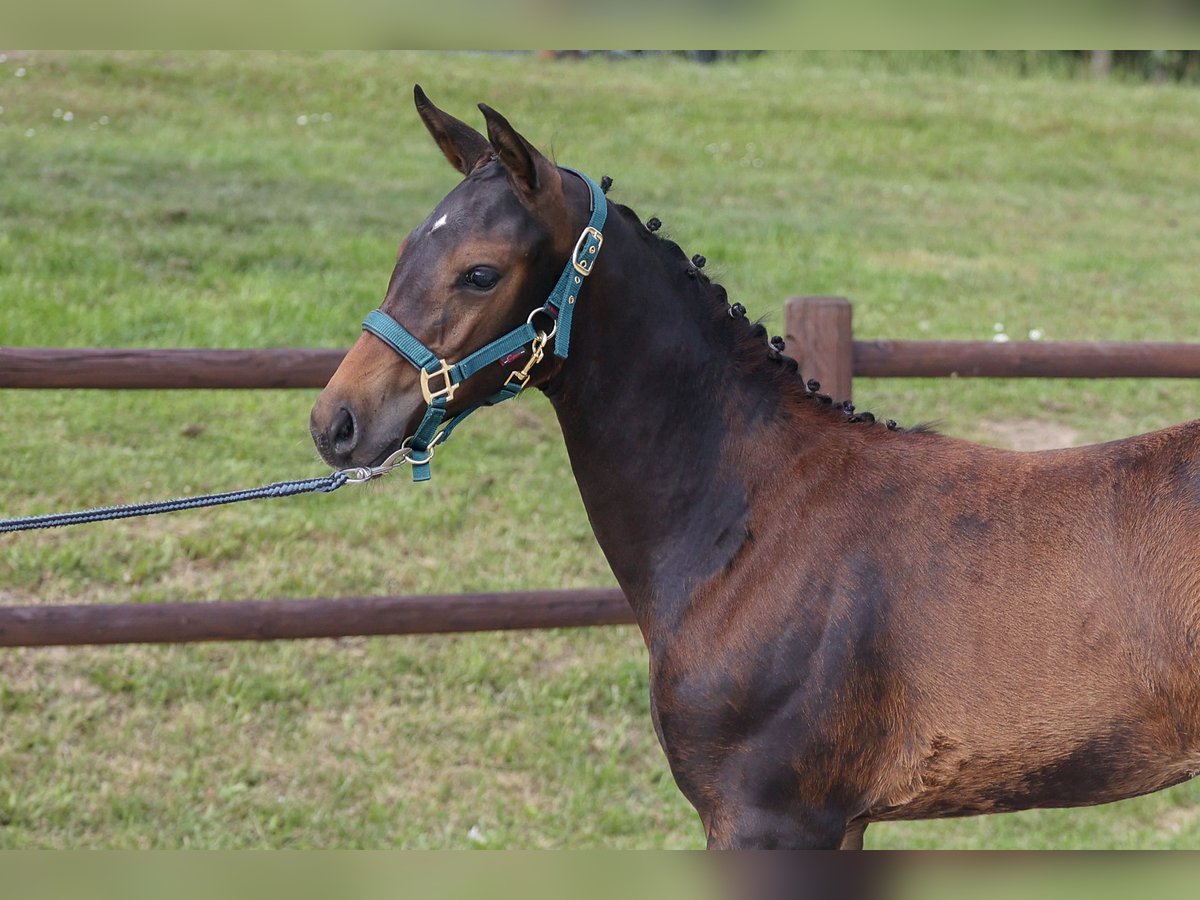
[
  {"xmin": 572, "ymin": 227, "xmax": 604, "ymax": 276},
  {"xmin": 504, "ymin": 332, "xmax": 549, "ymax": 389},
  {"xmin": 420, "ymin": 359, "xmax": 458, "ymax": 404}
]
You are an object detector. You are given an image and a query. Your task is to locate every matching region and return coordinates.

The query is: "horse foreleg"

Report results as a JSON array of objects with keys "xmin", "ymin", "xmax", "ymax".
[{"xmin": 838, "ymin": 820, "xmax": 867, "ymax": 850}]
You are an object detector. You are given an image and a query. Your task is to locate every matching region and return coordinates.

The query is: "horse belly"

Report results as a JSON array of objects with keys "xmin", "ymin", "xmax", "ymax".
[
  {"xmin": 867, "ymin": 715, "xmax": 1200, "ymax": 821},
  {"xmin": 868, "ymin": 548, "xmax": 1200, "ymax": 820}
]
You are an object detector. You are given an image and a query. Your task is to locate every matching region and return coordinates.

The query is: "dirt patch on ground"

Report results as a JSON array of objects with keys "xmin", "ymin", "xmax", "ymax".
[
  {"xmin": 976, "ymin": 420, "xmax": 1082, "ymax": 452},
  {"xmin": 1158, "ymin": 803, "xmax": 1200, "ymax": 838}
]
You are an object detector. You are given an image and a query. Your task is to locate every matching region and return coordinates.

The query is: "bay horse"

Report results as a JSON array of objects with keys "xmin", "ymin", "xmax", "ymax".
[{"xmin": 310, "ymin": 87, "xmax": 1200, "ymax": 849}]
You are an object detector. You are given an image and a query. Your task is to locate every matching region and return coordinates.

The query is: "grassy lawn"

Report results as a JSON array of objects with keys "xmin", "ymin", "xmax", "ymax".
[{"xmin": 1, "ymin": 50, "xmax": 1200, "ymax": 848}]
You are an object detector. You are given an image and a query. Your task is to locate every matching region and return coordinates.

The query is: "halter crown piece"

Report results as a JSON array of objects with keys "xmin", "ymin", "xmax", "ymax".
[{"xmin": 360, "ymin": 169, "xmax": 608, "ymax": 481}]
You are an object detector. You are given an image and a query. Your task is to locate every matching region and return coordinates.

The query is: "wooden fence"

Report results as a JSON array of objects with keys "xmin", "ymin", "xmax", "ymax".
[
  {"xmin": 3, "ymin": 294, "xmax": 1199, "ymax": 647},
  {"xmin": 6, "ymin": 299, "xmax": 1200, "ymax": 401},
  {"xmin": 783, "ymin": 296, "xmax": 1200, "ymax": 402},
  {"xmin": 0, "ymin": 589, "xmax": 634, "ymax": 648}
]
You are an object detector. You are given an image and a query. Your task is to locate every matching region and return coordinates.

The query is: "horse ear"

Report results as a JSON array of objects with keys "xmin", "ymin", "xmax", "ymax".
[
  {"xmin": 478, "ymin": 103, "xmax": 552, "ymax": 197},
  {"xmin": 413, "ymin": 85, "xmax": 491, "ymax": 176}
]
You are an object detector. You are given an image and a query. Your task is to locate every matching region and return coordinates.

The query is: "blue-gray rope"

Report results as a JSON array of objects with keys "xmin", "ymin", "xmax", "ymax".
[{"xmin": 0, "ymin": 472, "xmax": 349, "ymax": 534}]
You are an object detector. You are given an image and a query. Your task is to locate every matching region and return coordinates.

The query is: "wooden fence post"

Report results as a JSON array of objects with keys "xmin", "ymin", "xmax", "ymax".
[{"xmin": 784, "ymin": 296, "xmax": 854, "ymax": 403}]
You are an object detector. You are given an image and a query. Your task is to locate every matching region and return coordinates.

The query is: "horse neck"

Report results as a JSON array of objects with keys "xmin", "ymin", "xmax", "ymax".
[{"xmin": 544, "ymin": 210, "xmax": 807, "ymax": 645}]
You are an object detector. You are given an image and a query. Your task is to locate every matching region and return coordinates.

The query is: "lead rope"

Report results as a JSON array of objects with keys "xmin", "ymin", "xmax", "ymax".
[{"xmin": 0, "ymin": 441, "xmax": 426, "ymax": 534}]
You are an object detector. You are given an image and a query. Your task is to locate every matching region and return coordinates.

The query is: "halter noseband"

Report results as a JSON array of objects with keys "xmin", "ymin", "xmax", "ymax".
[{"xmin": 360, "ymin": 168, "xmax": 608, "ymax": 481}]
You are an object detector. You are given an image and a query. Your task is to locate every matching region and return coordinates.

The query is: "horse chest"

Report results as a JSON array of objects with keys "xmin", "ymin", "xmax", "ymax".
[{"xmin": 645, "ymin": 595, "xmax": 900, "ymax": 820}]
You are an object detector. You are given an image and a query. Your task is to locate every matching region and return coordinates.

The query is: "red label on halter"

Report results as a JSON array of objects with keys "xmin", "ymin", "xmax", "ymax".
[{"xmin": 500, "ymin": 348, "xmax": 528, "ymax": 368}]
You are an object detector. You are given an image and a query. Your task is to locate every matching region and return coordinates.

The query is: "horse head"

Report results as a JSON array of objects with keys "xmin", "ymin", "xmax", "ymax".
[{"xmin": 310, "ymin": 86, "xmax": 592, "ymax": 472}]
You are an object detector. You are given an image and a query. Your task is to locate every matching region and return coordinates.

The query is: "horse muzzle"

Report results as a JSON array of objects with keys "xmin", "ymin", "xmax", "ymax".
[{"xmin": 310, "ymin": 335, "xmax": 423, "ymax": 470}]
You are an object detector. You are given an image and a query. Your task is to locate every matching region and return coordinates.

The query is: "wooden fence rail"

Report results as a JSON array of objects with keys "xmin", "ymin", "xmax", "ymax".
[
  {"xmin": 4, "ymin": 294, "xmax": 1199, "ymax": 647},
  {"xmin": 6, "ymin": 299, "xmax": 1200, "ymax": 401},
  {"xmin": 783, "ymin": 296, "xmax": 1200, "ymax": 402},
  {"xmin": 0, "ymin": 589, "xmax": 634, "ymax": 647},
  {"xmin": 0, "ymin": 347, "xmax": 345, "ymax": 389}
]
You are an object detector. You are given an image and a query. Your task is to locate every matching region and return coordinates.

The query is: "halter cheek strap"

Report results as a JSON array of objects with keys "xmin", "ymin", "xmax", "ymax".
[{"xmin": 361, "ymin": 168, "xmax": 607, "ymax": 482}]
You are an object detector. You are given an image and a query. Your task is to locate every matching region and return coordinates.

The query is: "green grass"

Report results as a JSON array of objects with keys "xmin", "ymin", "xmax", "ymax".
[{"xmin": 2, "ymin": 51, "xmax": 1200, "ymax": 848}]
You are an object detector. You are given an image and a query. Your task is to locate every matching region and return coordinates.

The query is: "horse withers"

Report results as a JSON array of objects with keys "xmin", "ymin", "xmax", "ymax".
[{"xmin": 310, "ymin": 87, "xmax": 1200, "ymax": 849}]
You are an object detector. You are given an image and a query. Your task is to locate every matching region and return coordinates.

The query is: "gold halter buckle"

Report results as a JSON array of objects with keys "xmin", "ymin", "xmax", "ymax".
[{"xmin": 572, "ymin": 227, "xmax": 604, "ymax": 277}]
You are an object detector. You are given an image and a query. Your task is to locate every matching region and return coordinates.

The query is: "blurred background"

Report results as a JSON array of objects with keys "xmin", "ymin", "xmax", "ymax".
[{"xmin": 1, "ymin": 50, "xmax": 1199, "ymax": 848}]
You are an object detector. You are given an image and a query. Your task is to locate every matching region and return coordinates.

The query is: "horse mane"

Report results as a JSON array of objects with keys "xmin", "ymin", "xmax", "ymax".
[{"xmin": 609, "ymin": 200, "xmax": 931, "ymax": 435}]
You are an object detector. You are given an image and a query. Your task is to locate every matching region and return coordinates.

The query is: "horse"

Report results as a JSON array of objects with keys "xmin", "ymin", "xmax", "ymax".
[{"xmin": 310, "ymin": 86, "xmax": 1200, "ymax": 849}]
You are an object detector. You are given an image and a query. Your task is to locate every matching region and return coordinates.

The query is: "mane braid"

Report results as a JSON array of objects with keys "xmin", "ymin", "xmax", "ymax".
[{"xmin": 612, "ymin": 203, "xmax": 922, "ymax": 434}]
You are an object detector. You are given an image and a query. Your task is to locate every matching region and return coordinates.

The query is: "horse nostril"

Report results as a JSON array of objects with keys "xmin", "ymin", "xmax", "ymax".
[{"xmin": 331, "ymin": 406, "xmax": 357, "ymax": 455}]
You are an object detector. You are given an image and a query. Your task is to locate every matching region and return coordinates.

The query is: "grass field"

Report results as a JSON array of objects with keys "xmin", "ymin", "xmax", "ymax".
[{"xmin": 2, "ymin": 51, "xmax": 1200, "ymax": 848}]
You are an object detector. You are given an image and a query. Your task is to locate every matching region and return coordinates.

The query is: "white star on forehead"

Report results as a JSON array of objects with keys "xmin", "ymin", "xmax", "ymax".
[{"xmin": 430, "ymin": 214, "xmax": 448, "ymax": 234}]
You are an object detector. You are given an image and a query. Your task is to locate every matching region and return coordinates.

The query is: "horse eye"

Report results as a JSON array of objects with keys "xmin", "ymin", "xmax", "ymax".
[{"xmin": 464, "ymin": 266, "xmax": 500, "ymax": 291}]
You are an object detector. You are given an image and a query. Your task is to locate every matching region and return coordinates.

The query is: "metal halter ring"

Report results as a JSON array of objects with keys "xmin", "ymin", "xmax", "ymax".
[
  {"xmin": 526, "ymin": 307, "xmax": 558, "ymax": 341},
  {"xmin": 339, "ymin": 429, "xmax": 448, "ymax": 484}
]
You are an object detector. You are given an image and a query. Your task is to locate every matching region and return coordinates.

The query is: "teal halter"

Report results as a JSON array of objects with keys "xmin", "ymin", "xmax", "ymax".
[{"xmin": 361, "ymin": 168, "xmax": 607, "ymax": 482}]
